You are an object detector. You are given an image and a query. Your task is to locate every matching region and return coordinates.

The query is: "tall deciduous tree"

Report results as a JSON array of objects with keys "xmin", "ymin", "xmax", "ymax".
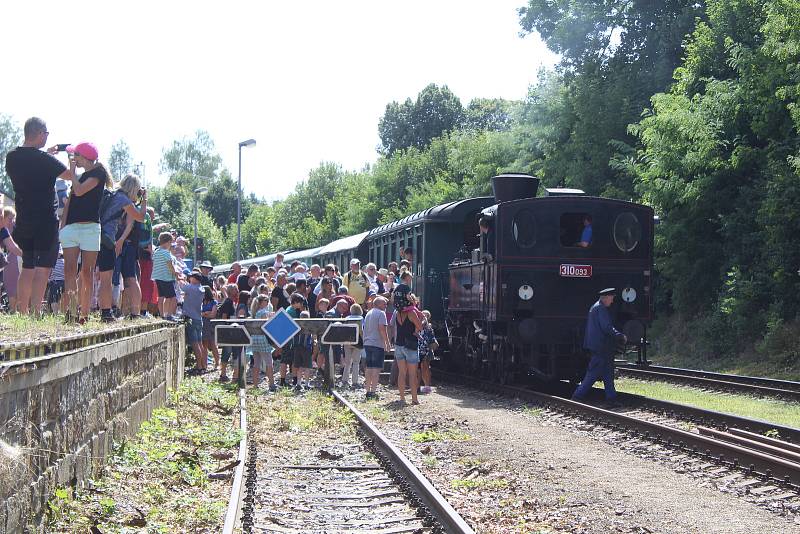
[
  {"xmin": 0, "ymin": 114, "xmax": 21, "ymax": 198},
  {"xmin": 108, "ymin": 139, "xmax": 132, "ymax": 182},
  {"xmin": 160, "ymin": 130, "xmax": 223, "ymax": 179},
  {"xmin": 378, "ymin": 84, "xmax": 465, "ymax": 155}
]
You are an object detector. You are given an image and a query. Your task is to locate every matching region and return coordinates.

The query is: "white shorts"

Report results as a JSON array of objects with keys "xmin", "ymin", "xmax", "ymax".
[{"xmin": 60, "ymin": 223, "xmax": 101, "ymax": 252}]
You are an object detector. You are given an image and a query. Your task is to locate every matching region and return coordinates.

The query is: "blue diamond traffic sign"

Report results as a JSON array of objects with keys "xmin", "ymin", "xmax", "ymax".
[{"xmin": 261, "ymin": 308, "xmax": 301, "ymax": 348}]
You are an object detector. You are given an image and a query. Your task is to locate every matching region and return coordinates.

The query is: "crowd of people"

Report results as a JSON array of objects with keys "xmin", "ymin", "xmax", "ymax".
[
  {"xmin": 1, "ymin": 117, "xmax": 438, "ymax": 403},
  {"xmin": 0, "ymin": 117, "xmax": 198, "ymax": 323},
  {"xmin": 199, "ymin": 255, "xmax": 438, "ymax": 403}
]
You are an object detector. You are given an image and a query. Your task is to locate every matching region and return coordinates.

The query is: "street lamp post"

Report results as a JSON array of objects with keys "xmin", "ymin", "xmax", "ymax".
[
  {"xmin": 193, "ymin": 186, "xmax": 209, "ymax": 266},
  {"xmin": 236, "ymin": 139, "xmax": 256, "ymax": 261}
]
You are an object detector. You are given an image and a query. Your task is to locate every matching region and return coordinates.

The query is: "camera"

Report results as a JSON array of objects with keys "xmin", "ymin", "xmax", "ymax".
[{"xmin": 56, "ymin": 144, "xmax": 70, "ymax": 152}]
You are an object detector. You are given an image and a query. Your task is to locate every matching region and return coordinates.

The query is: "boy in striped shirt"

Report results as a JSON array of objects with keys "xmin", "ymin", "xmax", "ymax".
[{"xmin": 151, "ymin": 232, "xmax": 180, "ymax": 320}]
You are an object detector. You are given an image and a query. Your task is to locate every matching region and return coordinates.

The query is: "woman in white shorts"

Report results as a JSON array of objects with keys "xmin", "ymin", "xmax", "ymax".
[{"xmin": 59, "ymin": 142, "xmax": 112, "ymax": 324}]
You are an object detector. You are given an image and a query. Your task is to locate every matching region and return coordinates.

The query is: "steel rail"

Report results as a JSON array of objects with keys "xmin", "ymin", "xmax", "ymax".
[
  {"xmin": 697, "ymin": 426, "xmax": 800, "ymax": 464},
  {"xmin": 433, "ymin": 369, "xmax": 800, "ymax": 487},
  {"xmin": 222, "ymin": 389, "xmax": 248, "ymax": 534},
  {"xmin": 727, "ymin": 428, "xmax": 800, "ymax": 456},
  {"xmin": 332, "ymin": 390, "xmax": 476, "ymax": 534},
  {"xmin": 617, "ymin": 364, "xmax": 800, "ymax": 401},
  {"xmin": 614, "ymin": 391, "xmax": 800, "ymax": 444}
]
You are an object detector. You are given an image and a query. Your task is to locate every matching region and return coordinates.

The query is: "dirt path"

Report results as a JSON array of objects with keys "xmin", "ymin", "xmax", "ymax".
[{"xmin": 357, "ymin": 384, "xmax": 800, "ymax": 533}]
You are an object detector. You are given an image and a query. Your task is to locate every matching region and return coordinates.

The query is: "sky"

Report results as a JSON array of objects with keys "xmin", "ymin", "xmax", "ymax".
[{"xmin": 2, "ymin": 1, "xmax": 557, "ymax": 202}]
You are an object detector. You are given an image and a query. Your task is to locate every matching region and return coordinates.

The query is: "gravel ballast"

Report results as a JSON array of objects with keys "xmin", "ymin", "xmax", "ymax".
[{"xmin": 354, "ymin": 384, "xmax": 800, "ymax": 533}]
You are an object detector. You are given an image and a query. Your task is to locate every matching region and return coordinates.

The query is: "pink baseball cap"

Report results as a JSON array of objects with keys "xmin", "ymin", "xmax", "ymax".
[{"xmin": 66, "ymin": 142, "xmax": 99, "ymax": 161}]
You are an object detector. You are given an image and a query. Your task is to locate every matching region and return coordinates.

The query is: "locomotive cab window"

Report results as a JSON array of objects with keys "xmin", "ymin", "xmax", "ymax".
[
  {"xmin": 560, "ymin": 213, "xmax": 592, "ymax": 248},
  {"xmin": 613, "ymin": 212, "xmax": 641, "ymax": 252},
  {"xmin": 512, "ymin": 209, "xmax": 536, "ymax": 248}
]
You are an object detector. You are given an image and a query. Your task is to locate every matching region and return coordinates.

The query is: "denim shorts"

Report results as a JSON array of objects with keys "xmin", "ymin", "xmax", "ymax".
[
  {"xmin": 119, "ymin": 242, "xmax": 139, "ymax": 279},
  {"xmin": 394, "ymin": 345, "xmax": 420, "ymax": 365},
  {"xmin": 60, "ymin": 222, "xmax": 101, "ymax": 252},
  {"xmin": 186, "ymin": 317, "xmax": 203, "ymax": 344},
  {"xmin": 364, "ymin": 346, "xmax": 385, "ymax": 369}
]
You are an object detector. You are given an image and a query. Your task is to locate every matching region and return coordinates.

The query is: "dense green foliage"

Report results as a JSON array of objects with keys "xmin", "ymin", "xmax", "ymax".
[{"xmin": 0, "ymin": 114, "xmax": 21, "ymax": 198}]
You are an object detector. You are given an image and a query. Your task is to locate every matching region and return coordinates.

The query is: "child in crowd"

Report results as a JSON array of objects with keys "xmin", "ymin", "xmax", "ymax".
[
  {"xmin": 281, "ymin": 292, "xmax": 306, "ymax": 387},
  {"xmin": 181, "ymin": 272, "xmax": 207, "ymax": 373},
  {"xmin": 292, "ymin": 310, "xmax": 316, "ymax": 391},
  {"xmin": 417, "ymin": 310, "xmax": 437, "ymax": 394},
  {"xmin": 230, "ymin": 290, "xmax": 251, "ymax": 383},
  {"xmin": 152, "ymin": 232, "xmax": 179, "ymax": 319},
  {"xmin": 201, "ymin": 286, "xmax": 220, "ymax": 370},
  {"xmin": 341, "ymin": 303, "xmax": 364, "ymax": 389},
  {"xmin": 250, "ymin": 294, "xmax": 276, "ymax": 390},
  {"xmin": 216, "ymin": 284, "xmax": 238, "ymax": 383},
  {"xmin": 47, "ymin": 249, "xmax": 65, "ymax": 313}
]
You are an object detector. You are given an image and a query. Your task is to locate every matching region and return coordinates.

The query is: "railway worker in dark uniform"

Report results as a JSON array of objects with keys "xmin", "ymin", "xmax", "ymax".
[{"xmin": 572, "ymin": 288, "xmax": 627, "ymax": 404}]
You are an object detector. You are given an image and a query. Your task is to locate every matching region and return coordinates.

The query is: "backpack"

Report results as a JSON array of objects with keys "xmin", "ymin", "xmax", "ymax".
[{"xmin": 98, "ymin": 189, "xmax": 121, "ymax": 249}]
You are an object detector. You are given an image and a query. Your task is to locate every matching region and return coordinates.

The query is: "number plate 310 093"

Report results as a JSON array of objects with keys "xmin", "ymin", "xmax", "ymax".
[{"xmin": 559, "ymin": 264, "xmax": 592, "ymax": 278}]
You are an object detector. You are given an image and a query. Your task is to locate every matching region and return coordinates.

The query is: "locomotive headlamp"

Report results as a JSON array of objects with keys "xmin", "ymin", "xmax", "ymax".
[
  {"xmin": 518, "ymin": 284, "xmax": 534, "ymax": 301},
  {"xmin": 622, "ymin": 287, "xmax": 637, "ymax": 303}
]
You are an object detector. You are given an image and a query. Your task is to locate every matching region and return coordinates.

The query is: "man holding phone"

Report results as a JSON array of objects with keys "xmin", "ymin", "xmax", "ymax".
[{"xmin": 4, "ymin": 117, "xmax": 78, "ymax": 315}]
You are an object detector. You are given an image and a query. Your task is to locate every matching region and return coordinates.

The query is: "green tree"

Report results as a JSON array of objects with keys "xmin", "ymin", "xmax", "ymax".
[
  {"xmin": 464, "ymin": 98, "xmax": 518, "ymax": 132},
  {"xmin": 378, "ymin": 84, "xmax": 465, "ymax": 155},
  {"xmin": 202, "ymin": 172, "xmax": 241, "ymax": 229},
  {"xmin": 516, "ymin": 0, "xmax": 704, "ymax": 196},
  {"xmin": 631, "ymin": 0, "xmax": 800, "ymax": 351},
  {"xmin": 0, "ymin": 114, "xmax": 21, "ymax": 198},
  {"xmin": 108, "ymin": 139, "xmax": 132, "ymax": 182},
  {"xmin": 160, "ymin": 130, "xmax": 223, "ymax": 178}
]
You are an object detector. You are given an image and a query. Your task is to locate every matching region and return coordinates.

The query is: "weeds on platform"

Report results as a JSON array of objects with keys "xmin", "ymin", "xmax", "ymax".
[
  {"xmin": 613, "ymin": 378, "xmax": 800, "ymax": 428},
  {"xmin": 451, "ymin": 476, "xmax": 509, "ymax": 491},
  {"xmin": 45, "ymin": 377, "xmax": 239, "ymax": 533},
  {"xmin": 0, "ymin": 313, "xmax": 160, "ymax": 344},
  {"xmin": 411, "ymin": 428, "xmax": 471, "ymax": 443}
]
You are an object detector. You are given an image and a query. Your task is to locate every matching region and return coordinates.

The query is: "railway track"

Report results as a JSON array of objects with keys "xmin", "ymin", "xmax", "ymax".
[
  {"xmin": 432, "ymin": 368, "xmax": 800, "ymax": 490},
  {"xmin": 224, "ymin": 389, "xmax": 474, "ymax": 534},
  {"xmin": 616, "ymin": 363, "xmax": 800, "ymax": 402}
]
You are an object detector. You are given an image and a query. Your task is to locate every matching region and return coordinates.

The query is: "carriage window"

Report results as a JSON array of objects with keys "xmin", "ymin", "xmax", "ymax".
[
  {"xmin": 560, "ymin": 213, "xmax": 592, "ymax": 247},
  {"xmin": 614, "ymin": 212, "xmax": 641, "ymax": 252},
  {"xmin": 512, "ymin": 209, "xmax": 537, "ymax": 248}
]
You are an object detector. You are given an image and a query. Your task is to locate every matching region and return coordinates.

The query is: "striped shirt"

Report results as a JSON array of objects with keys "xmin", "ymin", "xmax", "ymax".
[
  {"xmin": 49, "ymin": 257, "xmax": 65, "ymax": 282},
  {"xmin": 151, "ymin": 246, "xmax": 176, "ymax": 281}
]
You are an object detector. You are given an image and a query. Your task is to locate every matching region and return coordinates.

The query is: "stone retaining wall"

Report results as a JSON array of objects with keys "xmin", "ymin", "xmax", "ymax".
[{"xmin": 0, "ymin": 326, "xmax": 184, "ymax": 532}]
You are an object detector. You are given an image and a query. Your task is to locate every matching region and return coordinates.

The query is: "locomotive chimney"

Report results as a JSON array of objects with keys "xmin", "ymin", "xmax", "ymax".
[{"xmin": 491, "ymin": 173, "xmax": 540, "ymax": 203}]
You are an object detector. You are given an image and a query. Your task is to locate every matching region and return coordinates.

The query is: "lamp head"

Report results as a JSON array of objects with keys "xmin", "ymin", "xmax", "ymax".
[{"xmin": 239, "ymin": 139, "xmax": 256, "ymax": 148}]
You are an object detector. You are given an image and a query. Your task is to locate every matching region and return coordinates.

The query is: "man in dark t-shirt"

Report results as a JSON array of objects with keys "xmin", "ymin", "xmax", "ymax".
[
  {"xmin": 270, "ymin": 272, "xmax": 291, "ymax": 310},
  {"xmin": 4, "ymin": 117, "xmax": 76, "ymax": 314}
]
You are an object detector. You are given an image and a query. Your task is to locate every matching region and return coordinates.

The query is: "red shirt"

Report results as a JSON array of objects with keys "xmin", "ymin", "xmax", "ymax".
[{"xmin": 227, "ymin": 273, "xmax": 239, "ymax": 284}]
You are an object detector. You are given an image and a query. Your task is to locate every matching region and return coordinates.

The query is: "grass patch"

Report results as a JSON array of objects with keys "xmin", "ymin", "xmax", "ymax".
[
  {"xmin": 451, "ymin": 477, "xmax": 509, "ymax": 490},
  {"xmin": 361, "ymin": 403, "xmax": 391, "ymax": 422},
  {"xmin": 0, "ymin": 313, "xmax": 162, "ymax": 344},
  {"xmin": 456, "ymin": 457, "xmax": 484, "ymax": 469},
  {"xmin": 46, "ymin": 377, "xmax": 240, "ymax": 533},
  {"xmin": 268, "ymin": 389, "xmax": 355, "ymax": 434},
  {"xmin": 411, "ymin": 428, "xmax": 471, "ymax": 443},
  {"xmin": 423, "ymin": 456, "xmax": 438, "ymax": 468},
  {"xmin": 612, "ymin": 378, "xmax": 800, "ymax": 429},
  {"xmin": 522, "ymin": 405, "xmax": 543, "ymax": 417}
]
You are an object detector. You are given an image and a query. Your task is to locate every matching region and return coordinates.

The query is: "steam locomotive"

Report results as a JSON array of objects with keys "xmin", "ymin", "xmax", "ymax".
[
  {"xmin": 445, "ymin": 174, "xmax": 653, "ymax": 384},
  {"xmin": 213, "ymin": 173, "xmax": 654, "ymax": 383}
]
